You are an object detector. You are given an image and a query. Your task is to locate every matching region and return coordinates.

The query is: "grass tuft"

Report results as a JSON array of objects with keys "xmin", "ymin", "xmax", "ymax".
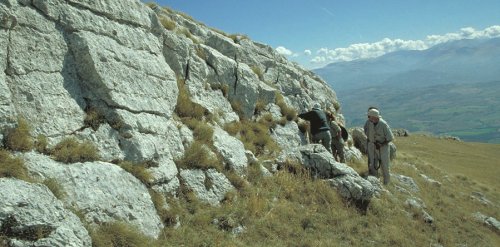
[
  {"xmin": 223, "ymin": 120, "xmax": 280, "ymax": 157},
  {"xmin": 114, "ymin": 160, "xmax": 154, "ymax": 186},
  {"xmin": 0, "ymin": 149, "xmax": 29, "ymax": 181},
  {"xmin": 183, "ymin": 118, "xmax": 214, "ymax": 145},
  {"xmin": 175, "ymin": 78, "xmax": 208, "ymax": 120},
  {"xmin": 159, "ymin": 16, "xmax": 176, "ymax": 30},
  {"xmin": 51, "ymin": 137, "xmax": 100, "ymax": 163},
  {"xmin": 84, "ymin": 107, "xmax": 106, "ymax": 131},
  {"xmin": 35, "ymin": 134, "xmax": 49, "ymax": 154},
  {"xmin": 175, "ymin": 141, "xmax": 221, "ymax": 170},
  {"xmin": 253, "ymin": 99, "xmax": 266, "ymax": 116},
  {"xmin": 251, "ymin": 66, "xmax": 264, "ymax": 81},
  {"xmin": 210, "ymin": 83, "xmax": 229, "ymax": 98},
  {"xmin": 42, "ymin": 178, "xmax": 66, "ymax": 199},
  {"xmin": 3, "ymin": 117, "xmax": 33, "ymax": 152},
  {"xmin": 275, "ymin": 92, "xmax": 297, "ymax": 121},
  {"xmin": 90, "ymin": 221, "xmax": 155, "ymax": 247}
]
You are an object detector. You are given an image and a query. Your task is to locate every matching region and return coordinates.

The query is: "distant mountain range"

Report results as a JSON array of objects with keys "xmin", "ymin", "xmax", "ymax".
[
  {"xmin": 314, "ymin": 37, "xmax": 500, "ymax": 143},
  {"xmin": 314, "ymin": 37, "xmax": 500, "ymax": 91}
]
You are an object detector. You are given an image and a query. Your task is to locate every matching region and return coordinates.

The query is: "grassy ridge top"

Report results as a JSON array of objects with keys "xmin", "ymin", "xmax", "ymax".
[{"xmin": 395, "ymin": 134, "xmax": 500, "ymax": 187}]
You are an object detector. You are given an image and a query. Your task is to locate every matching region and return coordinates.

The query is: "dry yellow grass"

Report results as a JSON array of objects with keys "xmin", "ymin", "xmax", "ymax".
[
  {"xmin": 395, "ymin": 134, "xmax": 500, "ymax": 187},
  {"xmin": 153, "ymin": 134, "xmax": 500, "ymax": 246},
  {"xmin": 34, "ymin": 133, "xmax": 496, "ymax": 246}
]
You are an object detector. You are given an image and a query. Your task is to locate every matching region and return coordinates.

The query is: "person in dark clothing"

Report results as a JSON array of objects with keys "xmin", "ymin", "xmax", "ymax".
[{"xmin": 298, "ymin": 103, "xmax": 332, "ymax": 153}]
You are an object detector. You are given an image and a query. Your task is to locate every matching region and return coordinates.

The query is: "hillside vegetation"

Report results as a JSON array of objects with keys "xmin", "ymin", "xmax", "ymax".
[
  {"xmin": 88, "ymin": 134, "xmax": 500, "ymax": 246},
  {"xmin": 338, "ymin": 81, "xmax": 500, "ymax": 143}
]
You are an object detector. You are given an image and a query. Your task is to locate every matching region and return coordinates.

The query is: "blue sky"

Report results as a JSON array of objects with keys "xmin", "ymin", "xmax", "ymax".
[{"xmin": 146, "ymin": 0, "xmax": 500, "ymax": 69}]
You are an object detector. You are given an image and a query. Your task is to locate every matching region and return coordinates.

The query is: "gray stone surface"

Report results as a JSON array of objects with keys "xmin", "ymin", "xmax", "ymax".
[
  {"xmin": 394, "ymin": 174, "xmax": 420, "ymax": 193},
  {"xmin": 0, "ymin": 0, "xmax": 348, "ymax": 243},
  {"xmin": 285, "ymin": 144, "xmax": 375, "ymax": 201},
  {"xmin": 472, "ymin": 212, "xmax": 500, "ymax": 233},
  {"xmin": 0, "ymin": 178, "xmax": 91, "ymax": 247},
  {"xmin": 271, "ymin": 121, "xmax": 306, "ymax": 156},
  {"xmin": 21, "ymin": 152, "xmax": 163, "ymax": 238},
  {"xmin": 179, "ymin": 169, "xmax": 235, "ymax": 206},
  {"xmin": 212, "ymin": 126, "xmax": 248, "ymax": 175}
]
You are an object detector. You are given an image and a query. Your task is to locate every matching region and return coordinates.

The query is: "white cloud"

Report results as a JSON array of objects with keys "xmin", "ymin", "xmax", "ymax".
[
  {"xmin": 275, "ymin": 46, "xmax": 293, "ymax": 56},
  {"xmin": 311, "ymin": 56, "xmax": 326, "ymax": 63},
  {"xmin": 310, "ymin": 25, "xmax": 500, "ymax": 65},
  {"xmin": 304, "ymin": 49, "xmax": 312, "ymax": 55}
]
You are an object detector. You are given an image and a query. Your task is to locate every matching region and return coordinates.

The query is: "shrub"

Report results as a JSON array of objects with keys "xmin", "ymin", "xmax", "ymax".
[
  {"xmin": 230, "ymin": 100, "xmax": 245, "ymax": 120},
  {"xmin": 251, "ymin": 66, "xmax": 264, "ymax": 81},
  {"xmin": 224, "ymin": 120, "xmax": 280, "ymax": 157},
  {"xmin": 90, "ymin": 221, "xmax": 155, "ymax": 247},
  {"xmin": 42, "ymin": 178, "xmax": 66, "ymax": 199},
  {"xmin": 51, "ymin": 137, "xmax": 100, "ymax": 163},
  {"xmin": 253, "ymin": 99, "xmax": 266, "ymax": 116},
  {"xmin": 0, "ymin": 149, "xmax": 29, "ymax": 181},
  {"xmin": 159, "ymin": 16, "xmax": 176, "ymax": 30},
  {"xmin": 115, "ymin": 160, "xmax": 153, "ymax": 186},
  {"xmin": 175, "ymin": 141, "xmax": 221, "ymax": 170},
  {"xmin": 275, "ymin": 93, "xmax": 297, "ymax": 121},
  {"xmin": 210, "ymin": 83, "xmax": 229, "ymax": 98},
  {"xmin": 175, "ymin": 78, "xmax": 207, "ymax": 120},
  {"xmin": 183, "ymin": 118, "xmax": 214, "ymax": 144},
  {"xmin": 35, "ymin": 134, "xmax": 49, "ymax": 154},
  {"xmin": 84, "ymin": 107, "xmax": 106, "ymax": 131},
  {"xmin": 3, "ymin": 117, "xmax": 33, "ymax": 152}
]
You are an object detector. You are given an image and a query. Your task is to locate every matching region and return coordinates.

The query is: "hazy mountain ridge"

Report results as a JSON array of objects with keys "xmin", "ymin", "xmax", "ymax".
[
  {"xmin": 315, "ymin": 37, "xmax": 500, "ymax": 143},
  {"xmin": 339, "ymin": 80, "xmax": 500, "ymax": 143},
  {"xmin": 315, "ymin": 37, "xmax": 500, "ymax": 90}
]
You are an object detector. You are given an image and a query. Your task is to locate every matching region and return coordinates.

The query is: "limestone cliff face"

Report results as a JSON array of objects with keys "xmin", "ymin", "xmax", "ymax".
[{"xmin": 0, "ymin": 0, "xmax": 356, "ymax": 245}]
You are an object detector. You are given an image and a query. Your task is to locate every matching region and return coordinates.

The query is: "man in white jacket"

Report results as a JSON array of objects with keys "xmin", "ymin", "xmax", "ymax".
[{"xmin": 365, "ymin": 108, "xmax": 394, "ymax": 185}]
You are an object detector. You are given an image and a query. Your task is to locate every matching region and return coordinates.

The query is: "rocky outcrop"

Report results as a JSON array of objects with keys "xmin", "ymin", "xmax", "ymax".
[
  {"xmin": 20, "ymin": 152, "xmax": 163, "ymax": 238},
  {"xmin": 0, "ymin": 178, "xmax": 91, "ymax": 247},
  {"xmin": 0, "ymin": 0, "xmax": 361, "ymax": 244},
  {"xmin": 212, "ymin": 126, "xmax": 248, "ymax": 175},
  {"xmin": 472, "ymin": 212, "xmax": 500, "ymax": 233},
  {"xmin": 179, "ymin": 169, "xmax": 234, "ymax": 206},
  {"xmin": 285, "ymin": 144, "xmax": 375, "ymax": 202}
]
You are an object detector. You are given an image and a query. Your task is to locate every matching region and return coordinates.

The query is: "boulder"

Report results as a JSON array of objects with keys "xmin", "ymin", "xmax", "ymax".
[
  {"xmin": 351, "ymin": 127, "xmax": 368, "ymax": 154},
  {"xmin": 21, "ymin": 152, "xmax": 163, "ymax": 238},
  {"xmin": 343, "ymin": 146, "xmax": 363, "ymax": 163},
  {"xmin": 394, "ymin": 174, "xmax": 420, "ymax": 193},
  {"xmin": 271, "ymin": 121, "xmax": 306, "ymax": 156},
  {"xmin": 0, "ymin": 178, "xmax": 91, "ymax": 247},
  {"xmin": 212, "ymin": 126, "xmax": 248, "ymax": 175},
  {"xmin": 287, "ymin": 144, "xmax": 375, "ymax": 202},
  {"xmin": 472, "ymin": 212, "xmax": 500, "ymax": 233},
  {"xmin": 179, "ymin": 169, "xmax": 235, "ymax": 206}
]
